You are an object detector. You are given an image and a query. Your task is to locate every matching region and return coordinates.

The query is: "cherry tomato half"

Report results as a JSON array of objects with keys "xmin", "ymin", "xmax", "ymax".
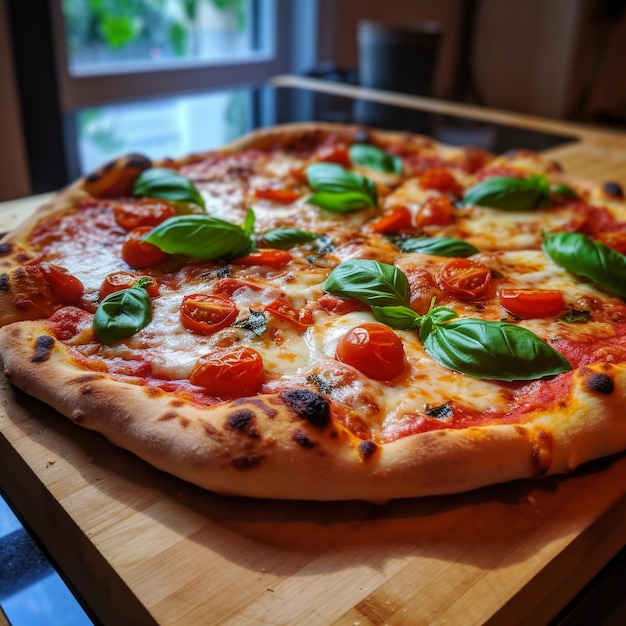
[
  {"xmin": 415, "ymin": 196, "xmax": 454, "ymax": 229},
  {"xmin": 594, "ymin": 230, "xmax": 626, "ymax": 255},
  {"xmin": 265, "ymin": 299, "xmax": 314, "ymax": 332},
  {"xmin": 318, "ymin": 294, "xmax": 369, "ymax": 315},
  {"xmin": 189, "ymin": 346, "xmax": 264, "ymax": 397},
  {"xmin": 499, "ymin": 289, "xmax": 566, "ymax": 319},
  {"xmin": 314, "ymin": 145, "xmax": 352, "ymax": 168},
  {"xmin": 212, "ymin": 278, "xmax": 263, "ymax": 297},
  {"xmin": 99, "ymin": 271, "xmax": 159, "ymax": 300},
  {"xmin": 437, "ymin": 258, "xmax": 493, "ymax": 300},
  {"xmin": 253, "ymin": 188, "xmax": 302, "ymax": 204},
  {"xmin": 113, "ymin": 198, "xmax": 176, "ymax": 231},
  {"xmin": 419, "ymin": 167, "xmax": 462, "ymax": 196},
  {"xmin": 40, "ymin": 263, "xmax": 84, "ymax": 302},
  {"xmin": 368, "ymin": 206, "xmax": 413, "ymax": 234},
  {"xmin": 336, "ymin": 323, "xmax": 405, "ymax": 380},
  {"xmin": 233, "ymin": 248, "xmax": 292, "ymax": 268},
  {"xmin": 180, "ymin": 294, "xmax": 238, "ymax": 335},
  {"xmin": 121, "ymin": 226, "xmax": 170, "ymax": 269}
]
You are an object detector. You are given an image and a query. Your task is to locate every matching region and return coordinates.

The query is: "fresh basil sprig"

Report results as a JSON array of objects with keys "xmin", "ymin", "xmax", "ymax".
[
  {"xmin": 398, "ymin": 236, "xmax": 479, "ymax": 257},
  {"xmin": 349, "ymin": 144, "xmax": 403, "ymax": 175},
  {"xmin": 323, "ymin": 259, "xmax": 571, "ymax": 381},
  {"xmin": 463, "ymin": 175, "xmax": 551, "ymax": 210},
  {"xmin": 133, "ymin": 168, "xmax": 206, "ymax": 210},
  {"xmin": 306, "ymin": 163, "xmax": 377, "ymax": 212},
  {"xmin": 144, "ymin": 212, "xmax": 254, "ymax": 260},
  {"xmin": 93, "ymin": 277, "xmax": 154, "ymax": 346},
  {"xmin": 542, "ymin": 232, "xmax": 626, "ymax": 298},
  {"xmin": 259, "ymin": 228, "xmax": 318, "ymax": 249}
]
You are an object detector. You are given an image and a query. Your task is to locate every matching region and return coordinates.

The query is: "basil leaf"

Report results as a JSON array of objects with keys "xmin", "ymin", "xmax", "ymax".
[
  {"xmin": 133, "ymin": 168, "xmax": 205, "ymax": 209},
  {"xmin": 399, "ymin": 236, "xmax": 479, "ymax": 257},
  {"xmin": 371, "ymin": 305, "xmax": 421, "ymax": 330},
  {"xmin": 420, "ymin": 318, "xmax": 571, "ymax": 381},
  {"xmin": 542, "ymin": 232, "xmax": 626, "ymax": 298},
  {"xmin": 306, "ymin": 163, "xmax": 377, "ymax": 211},
  {"xmin": 551, "ymin": 183, "xmax": 578, "ymax": 198},
  {"xmin": 323, "ymin": 259, "xmax": 410, "ymax": 307},
  {"xmin": 463, "ymin": 175, "xmax": 551, "ymax": 210},
  {"xmin": 234, "ymin": 309, "xmax": 267, "ymax": 336},
  {"xmin": 308, "ymin": 190, "xmax": 376, "ymax": 213},
  {"xmin": 93, "ymin": 279, "xmax": 153, "ymax": 346},
  {"xmin": 349, "ymin": 144, "xmax": 403, "ymax": 175},
  {"xmin": 242, "ymin": 208, "xmax": 256, "ymax": 237},
  {"xmin": 144, "ymin": 215, "xmax": 253, "ymax": 260},
  {"xmin": 259, "ymin": 228, "xmax": 318, "ymax": 249}
]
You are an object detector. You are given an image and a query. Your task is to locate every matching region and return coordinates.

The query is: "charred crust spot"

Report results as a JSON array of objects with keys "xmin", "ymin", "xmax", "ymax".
[
  {"xmin": 358, "ymin": 440, "xmax": 378, "ymax": 460},
  {"xmin": 125, "ymin": 154, "xmax": 152, "ymax": 170},
  {"xmin": 169, "ymin": 399, "xmax": 185, "ymax": 407},
  {"xmin": 71, "ymin": 374, "xmax": 103, "ymax": 385},
  {"xmin": 15, "ymin": 254, "xmax": 31, "ymax": 263},
  {"xmin": 179, "ymin": 416, "xmax": 190, "ymax": 428},
  {"xmin": 202, "ymin": 421, "xmax": 224, "ymax": 442},
  {"xmin": 0, "ymin": 243, "xmax": 13, "ymax": 256},
  {"xmin": 530, "ymin": 429, "xmax": 553, "ymax": 477},
  {"xmin": 232, "ymin": 397, "xmax": 278, "ymax": 418},
  {"xmin": 291, "ymin": 429, "xmax": 316, "ymax": 448},
  {"xmin": 0, "ymin": 273, "xmax": 9, "ymax": 291},
  {"xmin": 584, "ymin": 372, "xmax": 614, "ymax": 395},
  {"xmin": 231, "ymin": 454, "xmax": 264, "ymax": 470},
  {"xmin": 32, "ymin": 335, "xmax": 54, "ymax": 362},
  {"xmin": 158, "ymin": 411, "xmax": 179, "ymax": 422},
  {"xmin": 80, "ymin": 385, "xmax": 95, "ymax": 396},
  {"xmin": 280, "ymin": 389, "xmax": 330, "ymax": 428},
  {"xmin": 71, "ymin": 410, "xmax": 85, "ymax": 424},
  {"xmin": 226, "ymin": 410, "xmax": 254, "ymax": 431},
  {"xmin": 603, "ymin": 181, "xmax": 624, "ymax": 198}
]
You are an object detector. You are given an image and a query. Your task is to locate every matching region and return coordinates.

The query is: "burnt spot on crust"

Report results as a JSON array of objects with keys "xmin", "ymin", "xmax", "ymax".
[
  {"xmin": 32, "ymin": 335, "xmax": 55, "ymax": 363},
  {"xmin": 158, "ymin": 411, "xmax": 179, "ymax": 422},
  {"xmin": 226, "ymin": 410, "xmax": 254, "ymax": 431},
  {"xmin": 291, "ymin": 429, "xmax": 316, "ymax": 449},
  {"xmin": 530, "ymin": 429, "xmax": 553, "ymax": 477},
  {"xmin": 71, "ymin": 374, "xmax": 104, "ymax": 385},
  {"xmin": 169, "ymin": 398, "xmax": 185, "ymax": 408},
  {"xmin": 584, "ymin": 372, "xmax": 614, "ymax": 395},
  {"xmin": 358, "ymin": 440, "xmax": 379, "ymax": 460},
  {"xmin": 232, "ymin": 397, "xmax": 278, "ymax": 418},
  {"xmin": 202, "ymin": 421, "xmax": 225, "ymax": 442},
  {"xmin": 71, "ymin": 409, "xmax": 85, "ymax": 424},
  {"xmin": 280, "ymin": 389, "xmax": 330, "ymax": 429},
  {"xmin": 125, "ymin": 153, "xmax": 153, "ymax": 170},
  {"xmin": 0, "ymin": 243, "xmax": 13, "ymax": 257},
  {"xmin": 603, "ymin": 181, "xmax": 624, "ymax": 199},
  {"xmin": 231, "ymin": 454, "xmax": 264, "ymax": 470},
  {"xmin": 0, "ymin": 273, "xmax": 9, "ymax": 291}
]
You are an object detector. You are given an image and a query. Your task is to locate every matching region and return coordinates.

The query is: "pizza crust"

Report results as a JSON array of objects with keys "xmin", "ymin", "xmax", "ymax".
[{"xmin": 2, "ymin": 318, "xmax": 625, "ymax": 502}]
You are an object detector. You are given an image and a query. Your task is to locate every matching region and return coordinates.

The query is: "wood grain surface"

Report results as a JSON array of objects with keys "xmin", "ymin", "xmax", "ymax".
[{"xmin": 2, "ymin": 89, "xmax": 626, "ymax": 625}]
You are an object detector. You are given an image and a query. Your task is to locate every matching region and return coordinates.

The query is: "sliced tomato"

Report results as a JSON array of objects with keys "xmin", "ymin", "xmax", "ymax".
[
  {"xmin": 415, "ymin": 196, "xmax": 454, "ymax": 229},
  {"xmin": 113, "ymin": 198, "xmax": 176, "ymax": 231},
  {"xmin": 233, "ymin": 248, "xmax": 292, "ymax": 268},
  {"xmin": 121, "ymin": 226, "xmax": 170, "ymax": 269},
  {"xmin": 594, "ymin": 230, "xmax": 626, "ymax": 255},
  {"xmin": 99, "ymin": 271, "xmax": 159, "ymax": 300},
  {"xmin": 180, "ymin": 294, "xmax": 238, "ymax": 334},
  {"xmin": 253, "ymin": 188, "xmax": 302, "ymax": 204},
  {"xmin": 265, "ymin": 299, "xmax": 314, "ymax": 332},
  {"xmin": 212, "ymin": 278, "xmax": 263, "ymax": 297},
  {"xmin": 438, "ymin": 258, "xmax": 493, "ymax": 300},
  {"xmin": 189, "ymin": 346, "xmax": 264, "ymax": 397},
  {"xmin": 368, "ymin": 206, "xmax": 413, "ymax": 234},
  {"xmin": 335, "ymin": 324, "xmax": 406, "ymax": 380},
  {"xmin": 314, "ymin": 145, "xmax": 352, "ymax": 168},
  {"xmin": 39, "ymin": 263, "xmax": 84, "ymax": 302},
  {"xmin": 499, "ymin": 289, "xmax": 566, "ymax": 319},
  {"xmin": 419, "ymin": 168, "xmax": 462, "ymax": 196},
  {"xmin": 318, "ymin": 294, "xmax": 369, "ymax": 315}
]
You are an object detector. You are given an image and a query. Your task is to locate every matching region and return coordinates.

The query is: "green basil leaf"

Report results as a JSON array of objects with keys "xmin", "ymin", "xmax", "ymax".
[
  {"xmin": 463, "ymin": 175, "xmax": 551, "ymax": 210},
  {"xmin": 234, "ymin": 309, "xmax": 267, "ymax": 336},
  {"xmin": 550, "ymin": 183, "xmax": 578, "ymax": 198},
  {"xmin": 542, "ymin": 232, "xmax": 626, "ymax": 298},
  {"xmin": 144, "ymin": 215, "xmax": 253, "ymax": 260},
  {"xmin": 349, "ymin": 144, "xmax": 403, "ymax": 175},
  {"xmin": 399, "ymin": 236, "xmax": 480, "ymax": 257},
  {"xmin": 306, "ymin": 163, "xmax": 377, "ymax": 210},
  {"xmin": 308, "ymin": 190, "xmax": 376, "ymax": 213},
  {"xmin": 371, "ymin": 305, "xmax": 421, "ymax": 330},
  {"xmin": 93, "ymin": 280, "xmax": 153, "ymax": 346},
  {"xmin": 420, "ymin": 318, "xmax": 571, "ymax": 381},
  {"xmin": 323, "ymin": 259, "xmax": 410, "ymax": 307},
  {"xmin": 259, "ymin": 228, "xmax": 318, "ymax": 249},
  {"xmin": 242, "ymin": 208, "xmax": 256, "ymax": 236},
  {"xmin": 133, "ymin": 167, "xmax": 206, "ymax": 209}
]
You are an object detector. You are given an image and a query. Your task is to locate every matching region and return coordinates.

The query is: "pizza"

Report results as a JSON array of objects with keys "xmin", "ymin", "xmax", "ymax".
[{"xmin": 1, "ymin": 121, "xmax": 626, "ymax": 502}]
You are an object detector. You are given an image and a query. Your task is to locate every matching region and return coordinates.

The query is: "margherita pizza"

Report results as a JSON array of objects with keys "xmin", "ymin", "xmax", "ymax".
[{"xmin": 1, "ymin": 122, "xmax": 626, "ymax": 502}]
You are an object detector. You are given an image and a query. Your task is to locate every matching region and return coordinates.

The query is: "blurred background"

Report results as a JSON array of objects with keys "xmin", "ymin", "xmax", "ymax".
[{"xmin": 1, "ymin": 0, "xmax": 625, "ymax": 198}]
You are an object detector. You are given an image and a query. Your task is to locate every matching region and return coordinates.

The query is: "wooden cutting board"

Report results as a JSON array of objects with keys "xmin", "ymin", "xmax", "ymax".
[{"xmin": 2, "ymin": 127, "xmax": 626, "ymax": 625}]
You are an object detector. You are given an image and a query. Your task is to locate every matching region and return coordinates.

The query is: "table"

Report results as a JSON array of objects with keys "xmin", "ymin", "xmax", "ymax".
[{"xmin": 2, "ymin": 76, "xmax": 626, "ymax": 625}]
